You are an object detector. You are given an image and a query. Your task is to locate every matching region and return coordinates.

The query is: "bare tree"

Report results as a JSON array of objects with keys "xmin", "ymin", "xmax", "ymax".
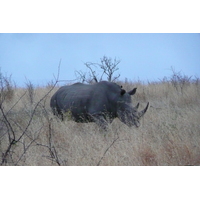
[
  {"xmin": 0, "ymin": 61, "xmax": 64, "ymax": 165},
  {"xmin": 75, "ymin": 56, "xmax": 121, "ymax": 83},
  {"xmin": 99, "ymin": 56, "xmax": 121, "ymax": 82}
]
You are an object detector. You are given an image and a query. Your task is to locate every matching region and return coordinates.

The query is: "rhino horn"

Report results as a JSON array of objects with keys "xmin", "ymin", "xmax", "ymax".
[
  {"xmin": 134, "ymin": 102, "xmax": 140, "ymax": 109},
  {"xmin": 138, "ymin": 102, "xmax": 149, "ymax": 118}
]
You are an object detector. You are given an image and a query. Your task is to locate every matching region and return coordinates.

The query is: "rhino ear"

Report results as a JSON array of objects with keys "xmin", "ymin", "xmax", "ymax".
[
  {"xmin": 121, "ymin": 89, "xmax": 126, "ymax": 96},
  {"xmin": 128, "ymin": 88, "xmax": 137, "ymax": 95}
]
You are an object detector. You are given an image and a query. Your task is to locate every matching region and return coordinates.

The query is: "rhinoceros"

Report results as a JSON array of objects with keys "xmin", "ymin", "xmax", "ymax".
[{"xmin": 50, "ymin": 81, "xmax": 149, "ymax": 129}]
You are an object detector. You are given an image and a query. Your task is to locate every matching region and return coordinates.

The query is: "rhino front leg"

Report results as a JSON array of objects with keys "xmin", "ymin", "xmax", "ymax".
[{"xmin": 91, "ymin": 114, "xmax": 109, "ymax": 131}]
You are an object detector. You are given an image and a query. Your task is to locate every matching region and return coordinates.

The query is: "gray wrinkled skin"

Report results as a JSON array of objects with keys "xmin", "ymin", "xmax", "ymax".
[{"xmin": 50, "ymin": 81, "xmax": 149, "ymax": 129}]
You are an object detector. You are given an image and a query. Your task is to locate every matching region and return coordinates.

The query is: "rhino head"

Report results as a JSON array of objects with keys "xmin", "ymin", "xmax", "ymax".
[{"xmin": 117, "ymin": 88, "xmax": 149, "ymax": 127}]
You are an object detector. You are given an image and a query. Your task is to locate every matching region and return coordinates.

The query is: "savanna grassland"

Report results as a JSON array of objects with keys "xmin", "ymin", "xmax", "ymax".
[{"xmin": 0, "ymin": 74, "xmax": 200, "ymax": 166}]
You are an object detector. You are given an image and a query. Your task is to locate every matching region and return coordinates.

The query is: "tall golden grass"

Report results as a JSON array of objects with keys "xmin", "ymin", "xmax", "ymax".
[{"xmin": 0, "ymin": 77, "xmax": 200, "ymax": 165}]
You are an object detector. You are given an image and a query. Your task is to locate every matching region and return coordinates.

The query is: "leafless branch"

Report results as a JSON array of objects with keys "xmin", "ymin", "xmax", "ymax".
[
  {"xmin": 0, "ymin": 60, "xmax": 61, "ymax": 165},
  {"xmin": 99, "ymin": 56, "xmax": 121, "ymax": 82},
  {"xmin": 75, "ymin": 56, "xmax": 121, "ymax": 83},
  {"xmin": 97, "ymin": 136, "xmax": 119, "ymax": 166}
]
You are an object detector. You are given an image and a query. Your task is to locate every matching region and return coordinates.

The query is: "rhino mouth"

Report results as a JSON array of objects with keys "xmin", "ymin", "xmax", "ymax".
[
  {"xmin": 126, "ymin": 120, "xmax": 140, "ymax": 128},
  {"xmin": 134, "ymin": 120, "xmax": 140, "ymax": 128},
  {"xmin": 118, "ymin": 102, "xmax": 149, "ymax": 127}
]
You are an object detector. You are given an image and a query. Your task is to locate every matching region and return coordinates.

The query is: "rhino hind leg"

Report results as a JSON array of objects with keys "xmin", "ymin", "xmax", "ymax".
[{"xmin": 52, "ymin": 107, "xmax": 64, "ymax": 121}]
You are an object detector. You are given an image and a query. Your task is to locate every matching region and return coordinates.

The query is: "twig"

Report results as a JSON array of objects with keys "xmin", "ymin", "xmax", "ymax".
[
  {"xmin": 97, "ymin": 136, "xmax": 119, "ymax": 166},
  {"xmin": 0, "ymin": 61, "xmax": 61, "ymax": 165}
]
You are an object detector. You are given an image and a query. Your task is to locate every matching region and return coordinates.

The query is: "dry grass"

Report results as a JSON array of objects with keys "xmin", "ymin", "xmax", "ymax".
[{"xmin": 0, "ymin": 80, "xmax": 200, "ymax": 166}]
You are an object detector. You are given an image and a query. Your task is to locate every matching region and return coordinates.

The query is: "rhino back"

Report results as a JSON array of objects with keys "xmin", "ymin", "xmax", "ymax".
[
  {"xmin": 54, "ymin": 84, "xmax": 91, "ymax": 112},
  {"xmin": 53, "ymin": 82, "xmax": 122, "ymax": 116}
]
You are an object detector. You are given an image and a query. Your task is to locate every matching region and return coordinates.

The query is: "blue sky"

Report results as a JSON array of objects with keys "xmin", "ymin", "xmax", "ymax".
[{"xmin": 0, "ymin": 33, "xmax": 200, "ymax": 86}]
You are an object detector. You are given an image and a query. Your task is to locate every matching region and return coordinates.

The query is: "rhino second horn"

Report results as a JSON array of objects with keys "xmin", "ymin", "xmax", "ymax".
[
  {"xmin": 134, "ymin": 102, "xmax": 140, "ymax": 109},
  {"xmin": 138, "ymin": 102, "xmax": 149, "ymax": 118}
]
